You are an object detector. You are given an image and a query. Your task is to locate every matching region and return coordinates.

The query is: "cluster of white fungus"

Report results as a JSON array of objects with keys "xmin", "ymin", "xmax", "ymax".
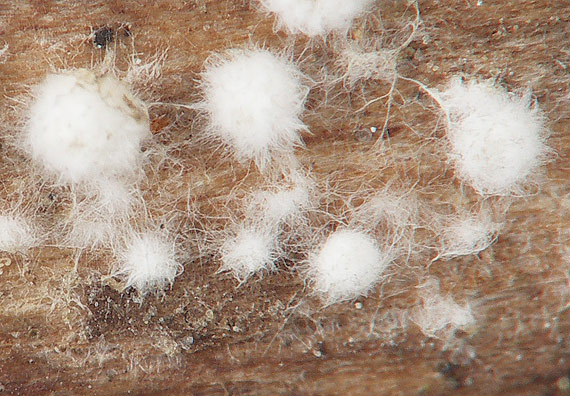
[
  {"xmin": 114, "ymin": 231, "xmax": 182, "ymax": 294},
  {"xmin": 439, "ymin": 79, "xmax": 550, "ymax": 196},
  {"xmin": 307, "ymin": 230, "xmax": 391, "ymax": 304},
  {"xmin": 200, "ymin": 49, "xmax": 308, "ymax": 170},
  {"xmin": 258, "ymin": 0, "xmax": 373, "ymax": 37},
  {"xmin": 26, "ymin": 69, "xmax": 150, "ymax": 185}
]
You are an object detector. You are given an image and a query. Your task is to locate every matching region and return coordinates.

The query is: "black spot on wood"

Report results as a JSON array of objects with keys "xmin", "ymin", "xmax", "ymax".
[{"xmin": 93, "ymin": 26, "xmax": 113, "ymax": 49}]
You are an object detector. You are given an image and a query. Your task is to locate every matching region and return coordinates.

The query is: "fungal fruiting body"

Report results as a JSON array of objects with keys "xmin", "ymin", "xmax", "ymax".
[
  {"xmin": 0, "ymin": 214, "xmax": 38, "ymax": 253},
  {"xmin": 220, "ymin": 226, "xmax": 279, "ymax": 283},
  {"xmin": 115, "ymin": 231, "xmax": 181, "ymax": 294},
  {"xmin": 26, "ymin": 69, "xmax": 150, "ymax": 185},
  {"xmin": 308, "ymin": 230, "xmax": 390, "ymax": 304},
  {"xmin": 439, "ymin": 79, "xmax": 549, "ymax": 196},
  {"xmin": 200, "ymin": 49, "xmax": 307, "ymax": 169},
  {"xmin": 258, "ymin": 0, "xmax": 373, "ymax": 37}
]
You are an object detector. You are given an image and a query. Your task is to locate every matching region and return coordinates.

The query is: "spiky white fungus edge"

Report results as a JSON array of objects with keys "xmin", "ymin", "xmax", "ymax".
[
  {"xmin": 199, "ymin": 48, "xmax": 308, "ymax": 170},
  {"xmin": 114, "ymin": 231, "xmax": 182, "ymax": 294},
  {"xmin": 0, "ymin": 214, "xmax": 39, "ymax": 253}
]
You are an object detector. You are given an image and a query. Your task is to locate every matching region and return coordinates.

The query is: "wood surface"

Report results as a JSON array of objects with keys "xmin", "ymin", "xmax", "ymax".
[{"xmin": 0, "ymin": 1, "xmax": 569, "ymax": 395}]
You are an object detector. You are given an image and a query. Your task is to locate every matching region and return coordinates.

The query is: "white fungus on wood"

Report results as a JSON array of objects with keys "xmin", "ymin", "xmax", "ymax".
[
  {"xmin": 307, "ymin": 229, "xmax": 391, "ymax": 304},
  {"xmin": 439, "ymin": 79, "xmax": 550, "ymax": 196},
  {"xmin": 114, "ymin": 231, "xmax": 182, "ymax": 294},
  {"xmin": 258, "ymin": 0, "xmax": 373, "ymax": 37},
  {"xmin": 220, "ymin": 225, "xmax": 279, "ymax": 283},
  {"xmin": 199, "ymin": 49, "xmax": 308, "ymax": 170},
  {"xmin": 25, "ymin": 69, "xmax": 150, "ymax": 185},
  {"xmin": 0, "ymin": 214, "xmax": 39, "ymax": 253}
]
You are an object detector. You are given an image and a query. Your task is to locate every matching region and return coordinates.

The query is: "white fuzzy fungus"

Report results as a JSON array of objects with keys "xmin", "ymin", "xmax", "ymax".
[
  {"xmin": 307, "ymin": 229, "xmax": 391, "ymax": 304},
  {"xmin": 220, "ymin": 226, "xmax": 279, "ymax": 283},
  {"xmin": 439, "ymin": 79, "xmax": 550, "ymax": 196},
  {"xmin": 0, "ymin": 214, "xmax": 38, "ymax": 253},
  {"xmin": 248, "ymin": 183, "xmax": 311, "ymax": 226},
  {"xmin": 438, "ymin": 213, "xmax": 499, "ymax": 260},
  {"xmin": 26, "ymin": 69, "xmax": 150, "ymax": 185},
  {"xmin": 258, "ymin": 0, "xmax": 373, "ymax": 37},
  {"xmin": 200, "ymin": 49, "xmax": 308, "ymax": 170},
  {"xmin": 412, "ymin": 279, "xmax": 474, "ymax": 338},
  {"xmin": 115, "ymin": 231, "xmax": 181, "ymax": 294}
]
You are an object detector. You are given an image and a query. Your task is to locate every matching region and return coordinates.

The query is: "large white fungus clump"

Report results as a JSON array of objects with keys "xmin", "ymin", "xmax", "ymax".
[
  {"xmin": 439, "ymin": 79, "xmax": 550, "ymax": 196},
  {"xmin": 0, "ymin": 214, "xmax": 38, "ymax": 253},
  {"xmin": 26, "ymin": 69, "xmax": 150, "ymax": 185},
  {"xmin": 258, "ymin": 0, "xmax": 373, "ymax": 37},
  {"xmin": 220, "ymin": 226, "xmax": 279, "ymax": 283},
  {"xmin": 114, "ymin": 231, "xmax": 182, "ymax": 294},
  {"xmin": 307, "ymin": 229, "xmax": 391, "ymax": 304},
  {"xmin": 200, "ymin": 49, "xmax": 308, "ymax": 170}
]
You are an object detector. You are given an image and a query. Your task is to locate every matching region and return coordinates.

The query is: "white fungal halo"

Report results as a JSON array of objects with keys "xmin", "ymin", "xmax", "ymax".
[
  {"xmin": 0, "ymin": 214, "xmax": 39, "ymax": 253},
  {"xmin": 200, "ymin": 49, "xmax": 308, "ymax": 170},
  {"xmin": 258, "ymin": 0, "xmax": 373, "ymax": 37},
  {"xmin": 220, "ymin": 225, "xmax": 279, "ymax": 283},
  {"xmin": 25, "ymin": 69, "xmax": 150, "ymax": 185},
  {"xmin": 307, "ymin": 229, "xmax": 391, "ymax": 304},
  {"xmin": 439, "ymin": 79, "xmax": 550, "ymax": 196},
  {"xmin": 114, "ymin": 231, "xmax": 182, "ymax": 294}
]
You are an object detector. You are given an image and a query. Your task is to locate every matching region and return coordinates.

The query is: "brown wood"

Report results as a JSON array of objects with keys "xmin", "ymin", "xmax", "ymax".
[{"xmin": 0, "ymin": 1, "xmax": 569, "ymax": 395}]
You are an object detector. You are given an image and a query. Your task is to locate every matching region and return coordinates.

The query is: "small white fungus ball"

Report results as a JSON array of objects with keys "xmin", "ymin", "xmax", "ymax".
[
  {"xmin": 115, "ymin": 231, "xmax": 182, "ymax": 294},
  {"xmin": 440, "ymin": 79, "xmax": 550, "ymax": 196},
  {"xmin": 26, "ymin": 69, "xmax": 150, "ymax": 184},
  {"xmin": 200, "ymin": 49, "xmax": 308, "ymax": 169},
  {"xmin": 0, "ymin": 215, "xmax": 38, "ymax": 253},
  {"xmin": 221, "ymin": 226, "xmax": 278, "ymax": 282},
  {"xmin": 258, "ymin": 0, "xmax": 373, "ymax": 37},
  {"xmin": 308, "ymin": 230, "xmax": 390, "ymax": 304}
]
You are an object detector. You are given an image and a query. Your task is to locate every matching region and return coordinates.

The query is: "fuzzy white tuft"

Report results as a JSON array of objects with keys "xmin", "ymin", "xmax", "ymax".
[
  {"xmin": 0, "ymin": 214, "xmax": 39, "ymax": 253},
  {"xmin": 439, "ymin": 79, "xmax": 550, "ymax": 196},
  {"xmin": 200, "ymin": 49, "xmax": 308, "ymax": 170},
  {"xmin": 258, "ymin": 0, "xmax": 373, "ymax": 37},
  {"xmin": 336, "ymin": 41, "xmax": 396, "ymax": 86},
  {"xmin": 412, "ymin": 279, "xmax": 475, "ymax": 338},
  {"xmin": 220, "ymin": 226, "xmax": 279, "ymax": 283},
  {"xmin": 307, "ymin": 229, "xmax": 391, "ymax": 304},
  {"xmin": 438, "ymin": 212, "xmax": 499, "ymax": 260},
  {"xmin": 25, "ymin": 69, "xmax": 150, "ymax": 185},
  {"xmin": 248, "ymin": 182, "xmax": 312, "ymax": 226},
  {"xmin": 114, "ymin": 231, "xmax": 182, "ymax": 294}
]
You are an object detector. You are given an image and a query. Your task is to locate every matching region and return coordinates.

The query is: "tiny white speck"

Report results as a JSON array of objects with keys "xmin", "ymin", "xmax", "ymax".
[{"xmin": 369, "ymin": 126, "xmax": 377, "ymax": 133}]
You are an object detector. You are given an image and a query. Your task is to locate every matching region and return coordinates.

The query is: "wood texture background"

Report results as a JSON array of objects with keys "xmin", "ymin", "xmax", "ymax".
[{"xmin": 0, "ymin": 1, "xmax": 569, "ymax": 395}]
